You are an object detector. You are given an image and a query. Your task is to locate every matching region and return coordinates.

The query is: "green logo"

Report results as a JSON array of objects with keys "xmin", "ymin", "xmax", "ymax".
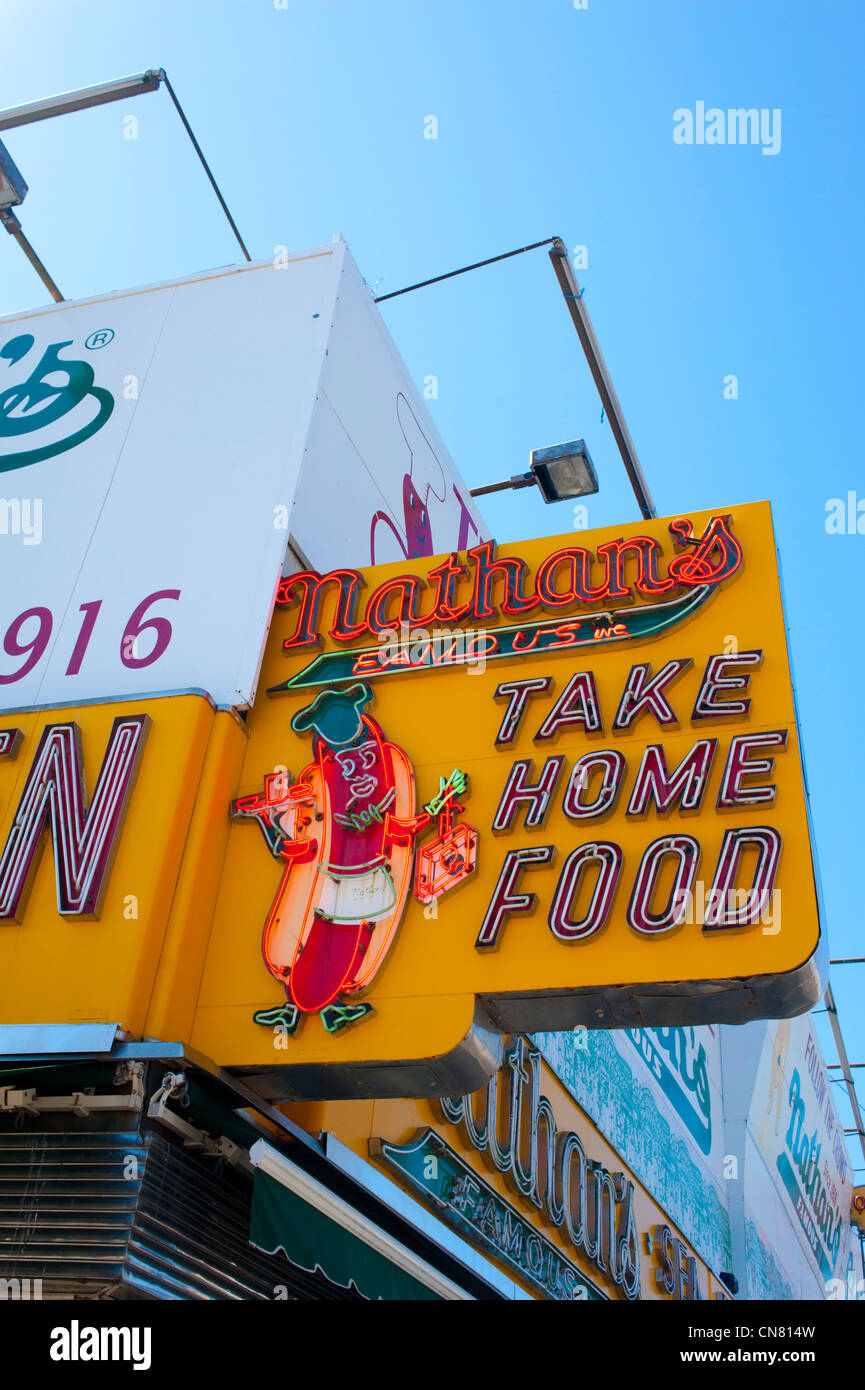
[{"xmin": 0, "ymin": 333, "xmax": 115, "ymax": 473}]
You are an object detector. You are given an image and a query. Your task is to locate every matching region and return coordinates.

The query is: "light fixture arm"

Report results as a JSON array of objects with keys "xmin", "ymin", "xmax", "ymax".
[
  {"xmin": 469, "ymin": 472, "xmax": 536, "ymax": 498},
  {"xmin": 0, "ymin": 70, "xmax": 164, "ymax": 131},
  {"xmin": 0, "ymin": 207, "xmax": 63, "ymax": 302},
  {"xmin": 0, "ymin": 68, "xmax": 250, "ymax": 306}
]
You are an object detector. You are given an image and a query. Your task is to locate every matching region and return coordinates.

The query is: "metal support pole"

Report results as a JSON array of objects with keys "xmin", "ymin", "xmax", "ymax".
[
  {"xmin": 0, "ymin": 209, "xmax": 63, "ymax": 301},
  {"xmin": 548, "ymin": 237, "xmax": 656, "ymax": 520},
  {"xmin": 825, "ymin": 982, "xmax": 865, "ymax": 1168}
]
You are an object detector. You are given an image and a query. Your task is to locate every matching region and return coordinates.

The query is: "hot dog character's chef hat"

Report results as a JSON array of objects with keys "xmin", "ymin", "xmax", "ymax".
[{"xmin": 291, "ymin": 683, "xmax": 375, "ymax": 748}]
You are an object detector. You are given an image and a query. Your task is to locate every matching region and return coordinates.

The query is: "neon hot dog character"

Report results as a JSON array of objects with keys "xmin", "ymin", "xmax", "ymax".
[{"xmin": 233, "ymin": 682, "xmax": 472, "ymax": 1035}]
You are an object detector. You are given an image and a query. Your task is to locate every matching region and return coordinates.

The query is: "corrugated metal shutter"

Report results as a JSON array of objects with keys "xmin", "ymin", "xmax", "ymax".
[{"xmin": 0, "ymin": 1129, "xmax": 358, "ymax": 1300}]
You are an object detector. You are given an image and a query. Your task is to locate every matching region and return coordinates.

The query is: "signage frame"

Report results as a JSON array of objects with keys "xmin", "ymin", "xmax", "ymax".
[{"xmin": 189, "ymin": 501, "xmax": 826, "ymax": 1098}]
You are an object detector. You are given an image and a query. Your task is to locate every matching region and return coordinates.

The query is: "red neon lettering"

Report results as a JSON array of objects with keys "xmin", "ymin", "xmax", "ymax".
[
  {"xmin": 465, "ymin": 541, "xmax": 538, "ymax": 621},
  {"xmin": 535, "ymin": 548, "xmax": 609, "ymax": 606},
  {"xmin": 276, "ymin": 519, "xmax": 744, "ymax": 653},
  {"xmin": 596, "ymin": 536, "xmax": 677, "ymax": 599},
  {"xmin": 364, "ymin": 575, "xmax": 429, "ymax": 635},
  {"xmin": 280, "ymin": 569, "xmax": 366, "ymax": 649},
  {"xmin": 468, "ymin": 632, "xmax": 499, "ymax": 658},
  {"xmin": 550, "ymin": 621, "xmax": 582, "ymax": 648},
  {"xmin": 667, "ymin": 515, "xmax": 743, "ymax": 587},
  {"xmin": 426, "ymin": 554, "xmax": 470, "ymax": 624},
  {"xmin": 512, "ymin": 629, "xmax": 540, "ymax": 654}
]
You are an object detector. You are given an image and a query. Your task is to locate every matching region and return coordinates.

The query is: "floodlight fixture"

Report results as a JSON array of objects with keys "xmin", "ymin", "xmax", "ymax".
[
  {"xmin": 0, "ymin": 139, "xmax": 27, "ymax": 209},
  {"xmin": 469, "ymin": 438, "xmax": 599, "ymax": 504}
]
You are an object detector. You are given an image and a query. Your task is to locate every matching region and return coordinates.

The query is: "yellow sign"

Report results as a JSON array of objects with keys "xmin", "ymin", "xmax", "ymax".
[
  {"xmin": 0, "ymin": 503, "xmax": 824, "ymax": 1098},
  {"xmin": 852, "ymin": 1187, "xmax": 865, "ymax": 1236},
  {"xmin": 0, "ymin": 694, "xmax": 246, "ymax": 1040},
  {"xmin": 191, "ymin": 501, "xmax": 824, "ymax": 1095}
]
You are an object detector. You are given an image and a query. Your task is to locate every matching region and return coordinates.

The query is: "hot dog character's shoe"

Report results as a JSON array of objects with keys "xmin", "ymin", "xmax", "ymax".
[
  {"xmin": 320, "ymin": 1002, "xmax": 375, "ymax": 1034},
  {"xmin": 252, "ymin": 1001, "xmax": 302, "ymax": 1034},
  {"xmin": 252, "ymin": 998, "xmax": 372, "ymax": 1035}
]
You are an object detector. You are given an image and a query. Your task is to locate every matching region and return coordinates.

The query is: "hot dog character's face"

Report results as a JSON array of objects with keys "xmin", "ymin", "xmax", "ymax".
[
  {"xmin": 331, "ymin": 739, "xmax": 392, "ymax": 832},
  {"xmin": 293, "ymin": 685, "xmax": 397, "ymax": 872}
]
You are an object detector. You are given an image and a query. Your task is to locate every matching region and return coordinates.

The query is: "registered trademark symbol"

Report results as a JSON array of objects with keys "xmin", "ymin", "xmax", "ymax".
[{"xmin": 85, "ymin": 329, "xmax": 114, "ymax": 350}]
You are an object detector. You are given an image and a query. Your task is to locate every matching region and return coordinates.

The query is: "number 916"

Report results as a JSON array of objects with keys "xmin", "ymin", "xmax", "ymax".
[{"xmin": 0, "ymin": 589, "xmax": 181, "ymax": 685}]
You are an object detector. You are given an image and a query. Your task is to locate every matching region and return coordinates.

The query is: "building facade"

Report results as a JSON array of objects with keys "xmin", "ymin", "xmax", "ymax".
[{"xmin": 0, "ymin": 244, "xmax": 858, "ymax": 1302}]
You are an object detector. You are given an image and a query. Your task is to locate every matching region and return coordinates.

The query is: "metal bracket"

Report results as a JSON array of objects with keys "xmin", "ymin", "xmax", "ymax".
[{"xmin": 147, "ymin": 1070, "xmax": 253, "ymax": 1172}]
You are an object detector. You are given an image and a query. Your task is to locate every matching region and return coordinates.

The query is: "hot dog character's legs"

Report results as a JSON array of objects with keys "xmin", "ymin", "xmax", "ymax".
[{"xmin": 289, "ymin": 913, "xmax": 372, "ymax": 1014}]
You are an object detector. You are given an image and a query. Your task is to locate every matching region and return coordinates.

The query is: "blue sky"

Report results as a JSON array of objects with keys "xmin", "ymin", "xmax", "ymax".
[{"xmin": 3, "ymin": 0, "xmax": 864, "ymax": 1167}]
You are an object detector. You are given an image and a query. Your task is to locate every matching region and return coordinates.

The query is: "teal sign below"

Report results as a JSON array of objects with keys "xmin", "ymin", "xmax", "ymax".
[
  {"xmin": 371, "ymin": 1127, "xmax": 605, "ymax": 1301},
  {"xmin": 626, "ymin": 1027, "xmax": 712, "ymax": 1155}
]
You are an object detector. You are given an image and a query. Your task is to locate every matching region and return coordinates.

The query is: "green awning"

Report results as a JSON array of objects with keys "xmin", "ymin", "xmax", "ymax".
[{"xmin": 251, "ymin": 1168, "xmax": 443, "ymax": 1301}]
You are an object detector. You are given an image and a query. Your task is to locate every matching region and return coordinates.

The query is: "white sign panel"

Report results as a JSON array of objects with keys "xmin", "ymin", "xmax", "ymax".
[
  {"xmin": 743, "ymin": 1015, "xmax": 856, "ymax": 1298},
  {"xmin": 289, "ymin": 244, "xmax": 488, "ymax": 571},
  {"xmin": 0, "ymin": 240, "xmax": 488, "ymax": 712},
  {"xmin": 0, "ymin": 247, "xmax": 341, "ymax": 710}
]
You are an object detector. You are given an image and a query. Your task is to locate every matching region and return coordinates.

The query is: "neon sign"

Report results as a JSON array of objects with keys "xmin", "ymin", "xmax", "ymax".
[
  {"xmin": 233, "ymin": 684, "xmax": 476, "ymax": 1036},
  {"xmin": 188, "ymin": 502, "xmax": 823, "ymax": 1096},
  {"xmin": 270, "ymin": 588, "xmax": 716, "ymax": 694},
  {"xmin": 476, "ymin": 667, "xmax": 788, "ymax": 950},
  {"xmin": 274, "ymin": 516, "xmax": 743, "ymax": 656}
]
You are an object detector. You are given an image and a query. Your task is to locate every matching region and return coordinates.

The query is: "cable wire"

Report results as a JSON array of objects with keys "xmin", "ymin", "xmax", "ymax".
[
  {"xmin": 160, "ymin": 71, "xmax": 251, "ymax": 262},
  {"xmin": 373, "ymin": 237, "xmax": 557, "ymax": 302}
]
